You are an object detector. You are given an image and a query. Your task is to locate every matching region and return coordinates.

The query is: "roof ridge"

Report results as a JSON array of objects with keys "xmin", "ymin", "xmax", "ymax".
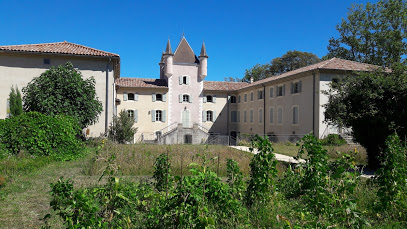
[
  {"xmin": 63, "ymin": 41, "xmax": 119, "ymax": 56},
  {"xmin": 0, "ymin": 41, "xmax": 66, "ymax": 47}
]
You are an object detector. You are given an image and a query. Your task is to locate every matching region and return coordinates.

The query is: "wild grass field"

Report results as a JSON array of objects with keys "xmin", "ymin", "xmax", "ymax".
[{"xmin": 0, "ymin": 140, "xmax": 403, "ymax": 228}]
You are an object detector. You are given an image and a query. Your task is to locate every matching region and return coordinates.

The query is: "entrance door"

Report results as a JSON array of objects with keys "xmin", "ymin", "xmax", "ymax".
[
  {"xmin": 182, "ymin": 109, "xmax": 190, "ymax": 128},
  {"xmin": 230, "ymin": 131, "xmax": 237, "ymax": 146}
]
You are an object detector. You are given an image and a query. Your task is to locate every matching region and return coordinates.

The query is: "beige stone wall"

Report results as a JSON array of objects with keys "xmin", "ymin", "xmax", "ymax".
[
  {"xmin": 202, "ymin": 92, "xmax": 232, "ymax": 135},
  {"xmin": 236, "ymin": 74, "xmax": 315, "ymax": 140},
  {"xmin": 0, "ymin": 53, "xmax": 116, "ymax": 137},
  {"xmin": 116, "ymin": 87, "xmax": 168, "ymax": 142}
]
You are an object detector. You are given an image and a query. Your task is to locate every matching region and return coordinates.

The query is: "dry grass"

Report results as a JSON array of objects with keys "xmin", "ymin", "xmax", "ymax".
[{"xmin": 87, "ymin": 143, "xmax": 254, "ymax": 177}]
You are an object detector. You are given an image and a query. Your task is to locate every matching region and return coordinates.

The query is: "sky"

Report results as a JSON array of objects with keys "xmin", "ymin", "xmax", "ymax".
[{"xmin": 0, "ymin": 0, "xmax": 375, "ymax": 81}]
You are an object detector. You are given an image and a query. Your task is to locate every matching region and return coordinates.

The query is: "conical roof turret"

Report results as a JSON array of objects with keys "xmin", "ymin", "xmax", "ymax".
[
  {"xmin": 165, "ymin": 39, "xmax": 173, "ymax": 55},
  {"xmin": 199, "ymin": 41, "xmax": 208, "ymax": 58}
]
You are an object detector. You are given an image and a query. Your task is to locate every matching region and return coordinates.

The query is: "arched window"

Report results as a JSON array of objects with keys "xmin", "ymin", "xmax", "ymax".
[
  {"xmin": 259, "ymin": 109, "xmax": 263, "ymax": 124},
  {"xmin": 277, "ymin": 107, "xmax": 283, "ymax": 125},
  {"xmin": 244, "ymin": 110, "xmax": 247, "ymax": 123},
  {"xmin": 269, "ymin": 107, "xmax": 274, "ymax": 124},
  {"xmin": 292, "ymin": 106, "xmax": 299, "ymax": 125},
  {"xmin": 250, "ymin": 109, "xmax": 254, "ymax": 123}
]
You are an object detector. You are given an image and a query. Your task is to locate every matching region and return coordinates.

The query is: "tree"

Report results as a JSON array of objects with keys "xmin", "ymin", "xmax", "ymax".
[
  {"xmin": 324, "ymin": 0, "xmax": 407, "ymax": 67},
  {"xmin": 22, "ymin": 62, "xmax": 103, "ymax": 129},
  {"xmin": 242, "ymin": 50, "xmax": 320, "ymax": 82},
  {"xmin": 8, "ymin": 85, "xmax": 23, "ymax": 117},
  {"xmin": 224, "ymin": 76, "xmax": 242, "ymax": 82},
  {"xmin": 108, "ymin": 110, "xmax": 138, "ymax": 144},
  {"xmin": 324, "ymin": 63, "xmax": 407, "ymax": 169}
]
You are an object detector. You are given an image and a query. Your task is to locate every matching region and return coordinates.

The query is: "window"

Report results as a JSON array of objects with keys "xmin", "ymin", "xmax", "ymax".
[
  {"xmin": 127, "ymin": 110, "xmax": 134, "ymax": 118},
  {"xmin": 292, "ymin": 106, "xmax": 299, "ymax": 125},
  {"xmin": 207, "ymin": 111, "xmax": 213, "ymax": 122},
  {"xmin": 269, "ymin": 87, "xmax": 274, "ymax": 98},
  {"xmin": 43, "ymin": 58, "xmax": 50, "ymax": 65},
  {"xmin": 277, "ymin": 85, "xmax": 285, "ymax": 97},
  {"xmin": 123, "ymin": 92, "xmax": 138, "ymax": 101},
  {"xmin": 244, "ymin": 110, "xmax": 247, "ymax": 123},
  {"xmin": 128, "ymin": 93, "xmax": 135, "ymax": 101},
  {"xmin": 231, "ymin": 111, "xmax": 237, "ymax": 123},
  {"xmin": 258, "ymin": 90, "xmax": 263, "ymax": 100},
  {"xmin": 244, "ymin": 94, "xmax": 247, "ymax": 102},
  {"xmin": 156, "ymin": 110, "xmax": 162, "ymax": 121},
  {"xmin": 155, "ymin": 94, "xmax": 163, "ymax": 101},
  {"xmin": 277, "ymin": 107, "xmax": 283, "ymax": 125},
  {"xmin": 230, "ymin": 96, "xmax": 236, "ymax": 103},
  {"xmin": 250, "ymin": 109, "xmax": 254, "ymax": 123},
  {"xmin": 179, "ymin": 75, "xmax": 190, "ymax": 85},
  {"xmin": 269, "ymin": 107, "xmax": 274, "ymax": 124},
  {"xmin": 238, "ymin": 95, "xmax": 241, "ymax": 103},
  {"xmin": 259, "ymin": 109, "xmax": 263, "ymax": 124},
  {"xmin": 183, "ymin": 94, "xmax": 189, "ymax": 102},
  {"xmin": 250, "ymin": 92, "xmax": 254, "ymax": 101},
  {"xmin": 6, "ymin": 99, "xmax": 10, "ymax": 118},
  {"xmin": 237, "ymin": 110, "xmax": 240, "ymax": 122},
  {"xmin": 207, "ymin": 95, "xmax": 213, "ymax": 102},
  {"xmin": 152, "ymin": 110, "xmax": 166, "ymax": 122},
  {"xmin": 291, "ymin": 81, "xmax": 302, "ymax": 94},
  {"xmin": 179, "ymin": 94, "xmax": 192, "ymax": 103}
]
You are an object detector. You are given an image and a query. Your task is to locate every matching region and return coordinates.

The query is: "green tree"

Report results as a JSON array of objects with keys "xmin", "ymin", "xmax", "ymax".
[
  {"xmin": 324, "ymin": 63, "xmax": 407, "ymax": 169},
  {"xmin": 242, "ymin": 50, "xmax": 320, "ymax": 82},
  {"xmin": 108, "ymin": 110, "xmax": 138, "ymax": 144},
  {"xmin": 8, "ymin": 85, "xmax": 23, "ymax": 117},
  {"xmin": 324, "ymin": 0, "xmax": 407, "ymax": 67},
  {"xmin": 22, "ymin": 62, "xmax": 103, "ymax": 129}
]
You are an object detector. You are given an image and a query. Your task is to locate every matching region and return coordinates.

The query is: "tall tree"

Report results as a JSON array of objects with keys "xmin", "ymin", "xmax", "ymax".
[
  {"xmin": 23, "ymin": 62, "xmax": 103, "ymax": 129},
  {"xmin": 242, "ymin": 50, "xmax": 320, "ymax": 82},
  {"xmin": 324, "ymin": 63, "xmax": 407, "ymax": 169},
  {"xmin": 8, "ymin": 85, "xmax": 23, "ymax": 117},
  {"xmin": 324, "ymin": 0, "xmax": 407, "ymax": 67},
  {"xmin": 108, "ymin": 110, "xmax": 138, "ymax": 144}
]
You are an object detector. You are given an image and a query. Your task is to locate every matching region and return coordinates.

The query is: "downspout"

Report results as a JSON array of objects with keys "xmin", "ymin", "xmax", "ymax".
[
  {"xmin": 105, "ymin": 59, "xmax": 111, "ymax": 133},
  {"xmin": 312, "ymin": 72, "xmax": 316, "ymax": 137},
  {"xmin": 227, "ymin": 92, "xmax": 230, "ymax": 136},
  {"xmin": 262, "ymin": 84, "xmax": 266, "ymax": 136}
]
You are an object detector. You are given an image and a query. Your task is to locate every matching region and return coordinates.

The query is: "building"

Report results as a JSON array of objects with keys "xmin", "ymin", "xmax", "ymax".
[
  {"xmin": 116, "ymin": 37, "xmax": 379, "ymax": 144},
  {"xmin": 0, "ymin": 41, "xmax": 120, "ymax": 136}
]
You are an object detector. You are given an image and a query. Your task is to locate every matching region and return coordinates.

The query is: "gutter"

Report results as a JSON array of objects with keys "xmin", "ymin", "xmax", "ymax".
[
  {"xmin": 312, "ymin": 71, "xmax": 316, "ymax": 137},
  {"xmin": 105, "ymin": 59, "xmax": 111, "ymax": 133}
]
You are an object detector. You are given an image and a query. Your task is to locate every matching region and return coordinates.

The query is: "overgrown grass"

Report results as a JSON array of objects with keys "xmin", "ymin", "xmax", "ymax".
[{"xmin": 87, "ymin": 143, "xmax": 255, "ymax": 177}]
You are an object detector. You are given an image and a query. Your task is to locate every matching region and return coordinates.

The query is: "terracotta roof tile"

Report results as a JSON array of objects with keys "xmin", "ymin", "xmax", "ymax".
[
  {"xmin": 204, "ymin": 81, "xmax": 249, "ymax": 91},
  {"xmin": 244, "ymin": 58, "xmax": 382, "ymax": 90},
  {"xmin": 0, "ymin": 41, "xmax": 119, "ymax": 57},
  {"xmin": 116, "ymin": 78, "xmax": 168, "ymax": 88}
]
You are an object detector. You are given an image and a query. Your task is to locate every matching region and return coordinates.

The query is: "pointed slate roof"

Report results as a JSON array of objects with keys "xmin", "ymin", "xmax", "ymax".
[
  {"xmin": 0, "ymin": 41, "xmax": 119, "ymax": 58},
  {"xmin": 173, "ymin": 37, "xmax": 199, "ymax": 64},
  {"xmin": 165, "ymin": 39, "xmax": 173, "ymax": 55},
  {"xmin": 199, "ymin": 42, "xmax": 208, "ymax": 58}
]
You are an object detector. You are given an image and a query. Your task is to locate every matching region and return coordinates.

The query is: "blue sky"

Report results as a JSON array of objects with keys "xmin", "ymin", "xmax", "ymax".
[{"xmin": 0, "ymin": 0, "xmax": 374, "ymax": 81}]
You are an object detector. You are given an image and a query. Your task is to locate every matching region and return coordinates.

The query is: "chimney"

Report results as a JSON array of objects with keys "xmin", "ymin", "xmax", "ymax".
[{"xmin": 250, "ymin": 76, "xmax": 254, "ymax": 84}]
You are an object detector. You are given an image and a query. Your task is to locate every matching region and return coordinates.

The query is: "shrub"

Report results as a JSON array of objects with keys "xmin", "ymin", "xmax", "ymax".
[
  {"xmin": 321, "ymin": 134, "xmax": 347, "ymax": 146},
  {"xmin": 153, "ymin": 151, "xmax": 173, "ymax": 192},
  {"xmin": 108, "ymin": 110, "xmax": 137, "ymax": 144},
  {"xmin": 0, "ymin": 112, "xmax": 84, "ymax": 160},
  {"xmin": 245, "ymin": 135, "xmax": 278, "ymax": 207},
  {"xmin": 375, "ymin": 133, "xmax": 407, "ymax": 220}
]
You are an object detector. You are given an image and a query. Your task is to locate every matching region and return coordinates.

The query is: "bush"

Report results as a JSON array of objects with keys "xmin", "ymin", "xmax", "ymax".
[
  {"xmin": 108, "ymin": 110, "xmax": 137, "ymax": 144},
  {"xmin": 0, "ymin": 112, "xmax": 84, "ymax": 160},
  {"xmin": 321, "ymin": 134, "xmax": 347, "ymax": 146}
]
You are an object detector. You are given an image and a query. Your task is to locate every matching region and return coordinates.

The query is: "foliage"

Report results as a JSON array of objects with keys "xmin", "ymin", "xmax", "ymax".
[
  {"xmin": 242, "ymin": 50, "xmax": 320, "ymax": 82},
  {"xmin": 153, "ymin": 151, "xmax": 173, "ymax": 192},
  {"xmin": 8, "ymin": 85, "xmax": 23, "ymax": 117},
  {"xmin": 245, "ymin": 135, "xmax": 278, "ymax": 206},
  {"xmin": 324, "ymin": 64, "xmax": 407, "ymax": 168},
  {"xmin": 0, "ymin": 112, "xmax": 84, "ymax": 161},
  {"xmin": 224, "ymin": 76, "xmax": 242, "ymax": 82},
  {"xmin": 324, "ymin": 0, "xmax": 407, "ymax": 67},
  {"xmin": 226, "ymin": 159, "xmax": 245, "ymax": 200},
  {"xmin": 321, "ymin": 133, "xmax": 347, "ymax": 146},
  {"xmin": 22, "ymin": 62, "xmax": 103, "ymax": 129},
  {"xmin": 108, "ymin": 110, "xmax": 138, "ymax": 144},
  {"xmin": 375, "ymin": 133, "xmax": 407, "ymax": 220}
]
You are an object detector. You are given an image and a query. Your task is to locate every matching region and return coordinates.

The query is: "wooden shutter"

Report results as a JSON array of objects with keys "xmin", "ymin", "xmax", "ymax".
[
  {"xmin": 134, "ymin": 110, "xmax": 138, "ymax": 123},
  {"xmin": 162, "ymin": 110, "xmax": 166, "ymax": 122},
  {"xmin": 151, "ymin": 110, "xmax": 156, "ymax": 122},
  {"xmin": 163, "ymin": 94, "xmax": 166, "ymax": 102},
  {"xmin": 213, "ymin": 111, "xmax": 217, "ymax": 121},
  {"xmin": 213, "ymin": 95, "xmax": 216, "ymax": 103},
  {"xmin": 152, "ymin": 93, "xmax": 156, "ymax": 102},
  {"xmin": 179, "ymin": 94, "xmax": 182, "ymax": 103},
  {"xmin": 123, "ymin": 92, "xmax": 128, "ymax": 101},
  {"xmin": 202, "ymin": 110, "xmax": 207, "ymax": 122}
]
